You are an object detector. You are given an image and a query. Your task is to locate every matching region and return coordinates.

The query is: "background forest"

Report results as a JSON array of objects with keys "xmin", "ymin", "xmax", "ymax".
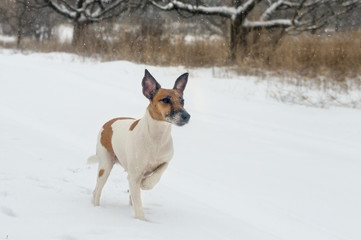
[{"xmin": 0, "ymin": 0, "xmax": 360, "ymax": 80}]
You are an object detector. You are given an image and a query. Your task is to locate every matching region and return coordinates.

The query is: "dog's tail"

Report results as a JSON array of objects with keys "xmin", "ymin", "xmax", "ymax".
[{"xmin": 87, "ymin": 155, "xmax": 99, "ymax": 164}]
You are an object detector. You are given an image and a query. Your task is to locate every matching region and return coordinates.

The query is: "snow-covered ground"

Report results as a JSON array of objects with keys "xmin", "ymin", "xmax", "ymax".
[{"xmin": 1, "ymin": 50, "xmax": 361, "ymax": 240}]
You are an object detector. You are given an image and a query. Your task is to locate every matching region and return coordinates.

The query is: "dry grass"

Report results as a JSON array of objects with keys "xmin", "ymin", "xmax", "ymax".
[
  {"xmin": 1, "ymin": 26, "xmax": 360, "ymax": 81},
  {"xmin": 236, "ymin": 30, "xmax": 361, "ymax": 80},
  {"xmin": 76, "ymin": 30, "xmax": 230, "ymax": 67},
  {"xmin": 273, "ymin": 32, "xmax": 361, "ymax": 79}
]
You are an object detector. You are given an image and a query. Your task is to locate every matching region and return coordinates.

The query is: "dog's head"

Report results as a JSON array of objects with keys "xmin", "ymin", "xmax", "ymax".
[{"xmin": 142, "ymin": 69, "xmax": 190, "ymax": 126}]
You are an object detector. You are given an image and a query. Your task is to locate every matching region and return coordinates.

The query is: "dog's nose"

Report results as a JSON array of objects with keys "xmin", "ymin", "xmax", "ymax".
[{"xmin": 181, "ymin": 112, "xmax": 190, "ymax": 122}]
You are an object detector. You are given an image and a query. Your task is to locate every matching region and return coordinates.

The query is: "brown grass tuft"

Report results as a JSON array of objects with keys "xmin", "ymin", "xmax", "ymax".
[{"xmin": 236, "ymin": 30, "xmax": 361, "ymax": 80}]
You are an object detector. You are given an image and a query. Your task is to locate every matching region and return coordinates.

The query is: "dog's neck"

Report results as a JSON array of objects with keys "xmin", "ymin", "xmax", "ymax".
[{"xmin": 142, "ymin": 108, "xmax": 172, "ymax": 143}]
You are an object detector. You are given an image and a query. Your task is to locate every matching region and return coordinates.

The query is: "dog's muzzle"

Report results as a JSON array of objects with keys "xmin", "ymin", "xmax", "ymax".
[
  {"xmin": 167, "ymin": 110, "xmax": 191, "ymax": 126},
  {"xmin": 180, "ymin": 111, "xmax": 190, "ymax": 125}
]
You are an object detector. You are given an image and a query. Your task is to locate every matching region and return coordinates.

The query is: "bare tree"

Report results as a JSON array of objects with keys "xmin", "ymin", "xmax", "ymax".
[
  {"xmin": 20, "ymin": 0, "xmax": 141, "ymax": 47},
  {"xmin": 0, "ymin": 0, "xmax": 51, "ymax": 48},
  {"xmin": 0, "ymin": 1, "xmax": 15, "ymax": 37},
  {"xmin": 150, "ymin": 0, "xmax": 361, "ymax": 62}
]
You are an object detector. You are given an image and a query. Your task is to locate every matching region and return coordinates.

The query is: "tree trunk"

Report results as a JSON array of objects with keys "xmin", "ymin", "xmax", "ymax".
[
  {"xmin": 229, "ymin": 21, "xmax": 238, "ymax": 63},
  {"xmin": 16, "ymin": 3, "xmax": 26, "ymax": 49},
  {"xmin": 72, "ymin": 21, "xmax": 89, "ymax": 50},
  {"xmin": 16, "ymin": 28, "xmax": 22, "ymax": 49},
  {"xmin": 229, "ymin": 19, "xmax": 247, "ymax": 63}
]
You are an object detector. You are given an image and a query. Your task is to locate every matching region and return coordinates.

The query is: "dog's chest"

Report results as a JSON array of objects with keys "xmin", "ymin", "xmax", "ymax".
[
  {"xmin": 140, "ymin": 140, "xmax": 173, "ymax": 177},
  {"xmin": 132, "ymin": 129, "xmax": 174, "ymax": 165},
  {"xmin": 111, "ymin": 117, "xmax": 173, "ymax": 171}
]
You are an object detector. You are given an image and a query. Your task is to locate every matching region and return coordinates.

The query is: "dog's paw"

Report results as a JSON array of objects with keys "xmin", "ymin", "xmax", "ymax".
[
  {"xmin": 140, "ymin": 178, "xmax": 155, "ymax": 190},
  {"xmin": 92, "ymin": 198, "xmax": 100, "ymax": 206},
  {"xmin": 92, "ymin": 191, "xmax": 100, "ymax": 206},
  {"xmin": 134, "ymin": 213, "xmax": 145, "ymax": 220}
]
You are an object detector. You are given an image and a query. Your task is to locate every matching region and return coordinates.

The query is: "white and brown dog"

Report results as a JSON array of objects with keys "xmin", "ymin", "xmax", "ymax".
[{"xmin": 89, "ymin": 69, "xmax": 190, "ymax": 220}]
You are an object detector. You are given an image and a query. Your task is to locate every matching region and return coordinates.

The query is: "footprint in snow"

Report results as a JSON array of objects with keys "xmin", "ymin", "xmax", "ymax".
[{"xmin": 1, "ymin": 206, "xmax": 17, "ymax": 217}]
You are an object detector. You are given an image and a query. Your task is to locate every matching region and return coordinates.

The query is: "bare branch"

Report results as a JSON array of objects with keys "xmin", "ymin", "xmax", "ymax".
[
  {"xmin": 15, "ymin": 0, "xmax": 49, "ymax": 9},
  {"xmin": 290, "ymin": 0, "xmax": 306, "ymax": 25},
  {"xmin": 38, "ymin": 0, "xmax": 78, "ymax": 20},
  {"xmin": 88, "ymin": 0, "xmax": 124, "ymax": 19}
]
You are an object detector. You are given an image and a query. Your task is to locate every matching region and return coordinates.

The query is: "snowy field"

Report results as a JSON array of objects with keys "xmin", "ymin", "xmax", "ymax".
[{"xmin": 1, "ymin": 50, "xmax": 361, "ymax": 240}]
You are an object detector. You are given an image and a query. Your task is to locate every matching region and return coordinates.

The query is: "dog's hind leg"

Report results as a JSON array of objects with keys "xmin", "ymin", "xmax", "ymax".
[{"xmin": 92, "ymin": 147, "xmax": 114, "ymax": 206}]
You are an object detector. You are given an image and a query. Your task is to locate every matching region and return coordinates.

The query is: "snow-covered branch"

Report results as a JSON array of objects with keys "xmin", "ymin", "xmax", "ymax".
[
  {"xmin": 150, "ymin": 0, "xmax": 257, "ymax": 20},
  {"xmin": 83, "ymin": 0, "xmax": 125, "ymax": 20},
  {"xmin": 244, "ymin": 19, "xmax": 292, "ymax": 28},
  {"xmin": 151, "ymin": 0, "xmax": 361, "ymax": 33},
  {"xmin": 151, "ymin": 0, "xmax": 294, "ymax": 27},
  {"xmin": 260, "ymin": 0, "xmax": 285, "ymax": 21},
  {"xmin": 46, "ymin": 0, "xmax": 78, "ymax": 19},
  {"xmin": 26, "ymin": 0, "xmax": 133, "ymax": 22},
  {"xmin": 150, "ymin": 0, "xmax": 235, "ymax": 18}
]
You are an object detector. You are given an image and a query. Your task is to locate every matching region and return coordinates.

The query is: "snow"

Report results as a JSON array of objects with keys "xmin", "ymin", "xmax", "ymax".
[
  {"xmin": 183, "ymin": 35, "xmax": 223, "ymax": 44},
  {"xmin": 53, "ymin": 25, "xmax": 73, "ymax": 44},
  {"xmin": 243, "ymin": 19, "xmax": 292, "ymax": 28},
  {"xmin": 0, "ymin": 36, "xmax": 16, "ymax": 44},
  {"xmin": 1, "ymin": 50, "xmax": 361, "ymax": 240}
]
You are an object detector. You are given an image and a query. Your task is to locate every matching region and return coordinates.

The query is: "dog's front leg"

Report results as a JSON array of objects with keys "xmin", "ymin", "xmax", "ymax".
[
  {"xmin": 141, "ymin": 162, "xmax": 168, "ymax": 190},
  {"xmin": 128, "ymin": 175, "xmax": 144, "ymax": 220}
]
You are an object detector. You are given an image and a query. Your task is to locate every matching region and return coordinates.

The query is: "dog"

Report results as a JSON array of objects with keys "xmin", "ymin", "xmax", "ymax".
[{"xmin": 89, "ymin": 69, "xmax": 190, "ymax": 220}]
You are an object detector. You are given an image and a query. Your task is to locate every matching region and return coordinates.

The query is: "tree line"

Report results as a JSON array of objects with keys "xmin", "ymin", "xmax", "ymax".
[{"xmin": 0, "ymin": 0, "xmax": 360, "ymax": 63}]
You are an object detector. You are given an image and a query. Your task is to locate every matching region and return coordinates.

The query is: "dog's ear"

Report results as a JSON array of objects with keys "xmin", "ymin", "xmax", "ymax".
[
  {"xmin": 142, "ymin": 69, "xmax": 161, "ymax": 100},
  {"xmin": 173, "ymin": 73, "xmax": 188, "ymax": 97}
]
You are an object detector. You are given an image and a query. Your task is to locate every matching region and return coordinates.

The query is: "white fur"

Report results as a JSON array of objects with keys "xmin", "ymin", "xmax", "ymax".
[{"xmin": 92, "ymin": 109, "xmax": 174, "ymax": 220}]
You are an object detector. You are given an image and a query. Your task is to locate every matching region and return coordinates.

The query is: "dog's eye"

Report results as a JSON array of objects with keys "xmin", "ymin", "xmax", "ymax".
[
  {"xmin": 161, "ymin": 98, "xmax": 171, "ymax": 104},
  {"xmin": 180, "ymin": 98, "xmax": 184, "ymax": 105}
]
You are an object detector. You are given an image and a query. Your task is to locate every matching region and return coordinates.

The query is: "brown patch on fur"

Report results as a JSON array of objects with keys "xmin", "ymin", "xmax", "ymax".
[
  {"xmin": 101, "ymin": 117, "xmax": 134, "ymax": 153},
  {"xmin": 98, "ymin": 169, "xmax": 105, "ymax": 177},
  {"xmin": 148, "ymin": 89, "xmax": 184, "ymax": 121},
  {"xmin": 129, "ymin": 119, "xmax": 140, "ymax": 131}
]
